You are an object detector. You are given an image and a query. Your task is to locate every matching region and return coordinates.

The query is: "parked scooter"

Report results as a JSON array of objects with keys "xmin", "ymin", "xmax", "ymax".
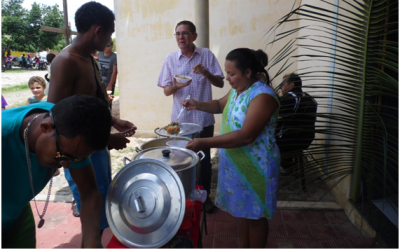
[
  {"xmin": 33, "ymin": 56, "xmax": 40, "ymax": 69},
  {"xmin": 38, "ymin": 59, "xmax": 47, "ymax": 70},
  {"xmin": 5, "ymin": 56, "xmax": 12, "ymax": 70},
  {"xmin": 25, "ymin": 57, "xmax": 34, "ymax": 69}
]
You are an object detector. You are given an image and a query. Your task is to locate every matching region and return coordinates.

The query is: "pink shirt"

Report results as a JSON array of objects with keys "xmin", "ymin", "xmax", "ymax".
[{"xmin": 158, "ymin": 46, "xmax": 224, "ymax": 128}]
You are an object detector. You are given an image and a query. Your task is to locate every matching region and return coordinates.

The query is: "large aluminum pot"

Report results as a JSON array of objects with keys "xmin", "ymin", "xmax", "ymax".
[
  {"xmin": 133, "ymin": 146, "xmax": 204, "ymax": 198},
  {"xmin": 134, "ymin": 137, "xmax": 191, "ymax": 153},
  {"xmin": 154, "ymin": 123, "xmax": 202, "ymax": 139},
  {"xmin": 106, "ymin": 158, "xmax": 186, "ymax": 248}
]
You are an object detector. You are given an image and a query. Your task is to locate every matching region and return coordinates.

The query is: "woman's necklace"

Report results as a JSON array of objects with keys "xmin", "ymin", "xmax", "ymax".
[{"xmin": 24, "ymin": 114, "xmax": 54, "ymax": 228}]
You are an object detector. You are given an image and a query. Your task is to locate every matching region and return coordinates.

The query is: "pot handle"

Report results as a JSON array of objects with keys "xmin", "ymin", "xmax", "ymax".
[
  {"xmin": 197, "ymin": 151, "xmax": 205, "ymax": 161},
  {"xmin": 123, "ymin": 157, "xmax": 131, "ymax": 165},
  {"xmin": 135, "ymin": 147, "xmax": 141, "ymax": 153}
]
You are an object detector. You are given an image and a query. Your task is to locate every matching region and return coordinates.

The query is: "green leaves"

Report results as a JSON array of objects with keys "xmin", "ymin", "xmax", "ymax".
[
  {"xmin": 267, "ymin": 0, "xmax": 398, "ymax": 207},
  {"xmin": 1, "ymin": 0, "xmax": 64, "ymax": 55}
]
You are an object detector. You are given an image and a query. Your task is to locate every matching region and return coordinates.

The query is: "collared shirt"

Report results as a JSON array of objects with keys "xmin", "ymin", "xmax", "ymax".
[{"xmin": 157, "ymin": 46, "xmax": 224, "ymax": 128}]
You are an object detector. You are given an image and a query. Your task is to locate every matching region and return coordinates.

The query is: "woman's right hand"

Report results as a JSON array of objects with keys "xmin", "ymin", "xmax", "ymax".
[{"xmin": 182, "ymin": 99, "xmax": 198, "ymax": 110}]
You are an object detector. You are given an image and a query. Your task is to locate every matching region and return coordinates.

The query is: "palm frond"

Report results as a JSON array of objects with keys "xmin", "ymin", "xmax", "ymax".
[{"xmin": 266, "ymin": 0, "xmax": 398, "ymax": 208}]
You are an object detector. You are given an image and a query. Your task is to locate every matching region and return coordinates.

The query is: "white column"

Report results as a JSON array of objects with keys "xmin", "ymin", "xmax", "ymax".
[{"xmin": 194, "ymin": 0, "xmax": 209, "ymax": 49}]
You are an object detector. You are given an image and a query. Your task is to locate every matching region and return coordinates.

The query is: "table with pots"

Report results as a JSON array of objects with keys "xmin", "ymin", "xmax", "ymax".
[{"xmin": 105, "ymin": 123, "xmax": 208, "ymax": 248}]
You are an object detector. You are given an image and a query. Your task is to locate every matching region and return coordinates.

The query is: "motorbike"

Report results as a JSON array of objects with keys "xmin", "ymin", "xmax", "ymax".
[
  {"xmin": 33, "ymin": 57, "xmax": 40, "ymax": 68},
  {"xmin": 38, "ymin": 59, "xmax": 47, "ymax": 70},
  {"xmin": 12, "ymin": 57, "xmax": 22, "ymax": 67},
  {"xmin": 25, "ymin": 57, "xmax": 33, "ymax": 69}
]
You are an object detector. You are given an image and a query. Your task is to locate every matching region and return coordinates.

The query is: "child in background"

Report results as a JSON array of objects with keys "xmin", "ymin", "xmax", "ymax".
[
  {"xmin": 2, "ymin": 95, "xmax": 8, "ymax": 110},
  {"xmin": 27, "ymin": 76, "xmax": 47, "ymax": 104}
]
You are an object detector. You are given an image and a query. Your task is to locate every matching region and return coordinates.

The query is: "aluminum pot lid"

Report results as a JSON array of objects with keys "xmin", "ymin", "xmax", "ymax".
[
  {"xmin": 156, "ymin": 123, "xmax": 202, "ymax": 137},
  {"xmin": 134, "ymin": 147, "xmax": 195, "ymax": 171},
  {"xmin": 106, "ymin": 158, "xmax": 186, "ymax": 248}
]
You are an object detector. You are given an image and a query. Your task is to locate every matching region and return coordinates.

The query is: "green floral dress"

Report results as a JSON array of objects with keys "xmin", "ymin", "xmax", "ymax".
[{"xmin": 214, "ymin": 81, "xmax": 280, "ymax": 219}]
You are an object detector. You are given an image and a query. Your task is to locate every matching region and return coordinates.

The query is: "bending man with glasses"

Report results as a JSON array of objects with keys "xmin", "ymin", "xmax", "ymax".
[
  {"xmin": 157, "ymin": 20, "xmax": 224, "ymax": 213},
  {"xmin": 2, "ymin": 95, "xmax": 111, "ymax": 248}
]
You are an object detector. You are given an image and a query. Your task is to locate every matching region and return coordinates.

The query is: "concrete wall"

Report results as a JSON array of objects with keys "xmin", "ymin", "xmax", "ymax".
[{"xmin": 114, "ymin": 0, "xmax": 299, "ymax": 136}]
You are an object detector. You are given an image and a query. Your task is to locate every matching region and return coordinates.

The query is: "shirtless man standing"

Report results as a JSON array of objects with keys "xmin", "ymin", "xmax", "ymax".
[{"xmin": 48, "ymin": 1, "xmax": 136, "ymax": 236}]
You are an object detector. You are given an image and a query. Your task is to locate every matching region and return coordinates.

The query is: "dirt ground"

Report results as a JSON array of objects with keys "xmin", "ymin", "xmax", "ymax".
[{"xmin": 1, "ymin": 68, "xmax": 47, "ymax": 87}]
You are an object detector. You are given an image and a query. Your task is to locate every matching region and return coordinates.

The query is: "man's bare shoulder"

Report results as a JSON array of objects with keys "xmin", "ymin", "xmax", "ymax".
[{"xmin": 54, "ymin": 48, "xmax": 90, "ymax": 66}]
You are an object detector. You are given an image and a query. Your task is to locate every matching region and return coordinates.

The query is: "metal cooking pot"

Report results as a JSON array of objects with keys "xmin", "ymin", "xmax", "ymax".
[
  {"xmin": 122, "ymin": 137, "xmax": 191, "ymax": 165},
  {"xmin": 133, "ymin": 137, "xmax": 191, "ymax": 153},
  {"xmin": 133, "ymin": 146, "xmax": 204, "ymax": 198},
  {"xmin": 106, "ymin": 159, "xmax": 186, "ymax": 248},
  {"xmin": 154, "ymin": 123, "xmax": 202, "ymax": 139}
]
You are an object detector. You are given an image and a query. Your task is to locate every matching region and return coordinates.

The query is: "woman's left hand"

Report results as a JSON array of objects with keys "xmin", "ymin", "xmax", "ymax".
[{"xmin": 186, "ymin": 138, "xmax": 206, "ymax": 152}]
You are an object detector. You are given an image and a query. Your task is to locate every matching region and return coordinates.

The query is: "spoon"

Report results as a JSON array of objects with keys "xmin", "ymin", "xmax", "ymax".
[{"xmin": 176, "ymin": 95, "xmax": 191, "ymax": 122}]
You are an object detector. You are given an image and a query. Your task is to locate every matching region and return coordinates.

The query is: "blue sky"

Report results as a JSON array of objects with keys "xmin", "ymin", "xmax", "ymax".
[{"xmin": 22, "ymin": 0, "xmax": 115, "ymax": 36}]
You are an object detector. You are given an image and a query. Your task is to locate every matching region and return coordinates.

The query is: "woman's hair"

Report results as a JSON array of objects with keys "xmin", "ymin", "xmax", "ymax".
[
  {"xmin": 28, "ymin": 76, "xmax": 46, "ymax": 88},
  {"xmin": 226, "ymin": 48, "xmax": 271, "ymax": 85}
]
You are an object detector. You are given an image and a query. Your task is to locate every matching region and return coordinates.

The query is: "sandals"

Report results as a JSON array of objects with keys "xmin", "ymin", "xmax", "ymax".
[{"xmin": 71, "ymin": 200, "xmax": 80, "ymax": 217}]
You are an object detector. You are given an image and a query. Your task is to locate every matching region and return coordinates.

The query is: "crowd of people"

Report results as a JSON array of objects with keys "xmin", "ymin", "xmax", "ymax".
[{"xmin": 2, "ymin": 1, "xmax": 317, "ymax": 248}]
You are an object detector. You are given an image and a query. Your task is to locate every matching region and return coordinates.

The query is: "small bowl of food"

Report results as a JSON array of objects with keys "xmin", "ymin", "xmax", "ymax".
[{"xmin": 174, "ymin": 74, "xmax": 192, "ymax": 84}]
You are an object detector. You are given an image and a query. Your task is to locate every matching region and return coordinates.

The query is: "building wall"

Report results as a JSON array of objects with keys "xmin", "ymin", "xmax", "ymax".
[{"xmin": 114, "ymin": 0, "xmax": 299, "ymax": 135}]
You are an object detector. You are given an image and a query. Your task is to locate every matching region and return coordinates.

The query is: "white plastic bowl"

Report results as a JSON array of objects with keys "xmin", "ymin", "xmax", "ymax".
[
  {"xmin": 174, "ymin": 75, "xmax": 192, "ymax": 84},
  {"xmin": 166, "ymin": 140, "xmax": 189, "ymax": 148}
]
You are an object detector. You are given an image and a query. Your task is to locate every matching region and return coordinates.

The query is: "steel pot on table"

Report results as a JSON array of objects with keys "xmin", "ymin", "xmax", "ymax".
[{"xmin": 132, "ymin": 146, "xmax": 204, "ymax": 198}]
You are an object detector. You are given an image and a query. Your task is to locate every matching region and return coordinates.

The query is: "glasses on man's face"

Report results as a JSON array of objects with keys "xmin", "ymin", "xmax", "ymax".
[
  {"xmin": 174, "ymin": 31, "xmax": 192, "ymax": 37},
  {"xmin": 49, "ymin": 111, "xmax": 86, "ymax": 163},
  {"xmin": 106, "ymin": 44, "xmax": 111, "ymax": 47}
]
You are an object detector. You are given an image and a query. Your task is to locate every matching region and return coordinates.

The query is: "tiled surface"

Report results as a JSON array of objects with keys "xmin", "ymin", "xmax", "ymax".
[
  {"xmin": 31, "ymin": 201, "xmax": 113, "ymax": 248},
  {"xmin": 33, "ymin": 201, "xmax": 375, "ymax": 248}
]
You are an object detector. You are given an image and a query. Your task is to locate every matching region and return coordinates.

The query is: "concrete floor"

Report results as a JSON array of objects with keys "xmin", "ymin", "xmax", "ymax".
[{"xmin": 33, "ymin": 200, "xmax": 375, "ymax": 248}]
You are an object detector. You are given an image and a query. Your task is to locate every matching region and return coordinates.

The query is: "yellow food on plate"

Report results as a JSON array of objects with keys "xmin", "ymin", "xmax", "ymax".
[
  {"xmin": 175, "ymin": 74, "xmax": 189, "ymax": 79},
  {"xmin": 163, "ymin": 122, "xmax": 181, "ymax": 135}
]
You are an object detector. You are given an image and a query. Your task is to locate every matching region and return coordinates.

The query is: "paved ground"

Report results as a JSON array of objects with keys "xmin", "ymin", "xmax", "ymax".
[{"xmin": 33, "ymin": 201, "xmax": 376, "ymax": 248}]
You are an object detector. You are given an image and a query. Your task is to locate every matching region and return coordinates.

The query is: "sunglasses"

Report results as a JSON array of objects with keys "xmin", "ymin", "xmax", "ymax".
[
  {"xmin": 49, "ymin": 111, "xmax": 87, "ymax": 162},
  {"xmin": 106, "ymin": 44, "xmax": 111, "ymax": 47}
]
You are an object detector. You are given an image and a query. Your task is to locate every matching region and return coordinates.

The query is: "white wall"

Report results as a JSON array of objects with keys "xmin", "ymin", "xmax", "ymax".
[{"xmin": 114, "ymin": 0, "xmax": 299, "ymax": 135}]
